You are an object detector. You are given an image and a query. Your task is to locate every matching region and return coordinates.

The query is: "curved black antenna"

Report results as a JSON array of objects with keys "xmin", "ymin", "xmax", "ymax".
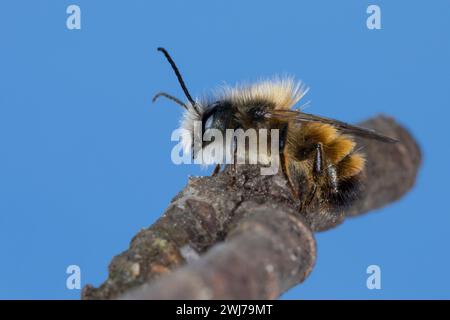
[
  {"xmin": 157, "ymin": 47, "xmax": 200, "ymax": 114},
  {"xmin": 152, "ymin": 92, "xmax": 188, "ymax": 110}
]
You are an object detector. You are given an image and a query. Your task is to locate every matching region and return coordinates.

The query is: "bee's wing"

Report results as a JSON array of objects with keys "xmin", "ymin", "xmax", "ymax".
[{"xmin": 265, "ymin": 110, "xmax": 398, "ymax": 143}]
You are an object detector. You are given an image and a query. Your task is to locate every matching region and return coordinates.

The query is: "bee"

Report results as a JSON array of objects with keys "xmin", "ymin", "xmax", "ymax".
[{"xmin": 153, "ymin": 47, "xmax": 397, "ymax": 224}]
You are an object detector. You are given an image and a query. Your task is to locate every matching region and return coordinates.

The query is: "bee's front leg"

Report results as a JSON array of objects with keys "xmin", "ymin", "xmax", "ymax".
[{"xmin": 211, "ymin": 164, "xmax": 221, "ymax": 176}]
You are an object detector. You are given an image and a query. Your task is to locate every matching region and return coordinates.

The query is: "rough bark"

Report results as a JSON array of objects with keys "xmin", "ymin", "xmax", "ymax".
[
  {"xmin": 82, "ymin": 115, "xmax": 421, "ymax": 300},
  {"xmin": 121, "ymin": 204, "xmax": 316, "ymax": 299}
]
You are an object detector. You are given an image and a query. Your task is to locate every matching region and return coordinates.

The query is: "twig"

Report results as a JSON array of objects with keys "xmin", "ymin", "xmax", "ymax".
[{"xmin": 121, "ymin": 204, "xmax": 315, "ymax": 299}]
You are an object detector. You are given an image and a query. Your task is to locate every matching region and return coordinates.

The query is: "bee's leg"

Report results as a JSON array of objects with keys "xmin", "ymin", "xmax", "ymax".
[
  {"xmin": 229, "ymin": 137, "xmax": 237, "ymax": 184},
  {"xmin": 279, "ymin": 124, "xmax": 298, "ymax": 197},
  {"xmin": 307, "ymin": 142, "xmax": 339, "ymax": 213},
  {"xmin": 313, "ymin": 142, "xmax": 325, "ymax": 176},
  {"xmin": 327, "ymin": 165, "xmax": 339, "ymax": 193},
  {"xmin": 280, "ymin": 153, "xmax": 297, "ymax": 197},
  {"xmin": 313, "ymin": 142, "xmax": 338, "ymax": 192},
  {"xmin": 233, "ymin": 138, "xmax": 237, "ymax": 172},
  {"xmin": 303, "ymin": 184, "xmax": 317, "ymax": 209},
  {"xmin": 211, "ymin": 164, "xmax": 221, "ymax": 176},
  {"xmin": 279, "ymin": 124, "xmax": 289, "ymax": 151},
  {"xmin": 299, "ymin": 142, "xmax": 325, "ymax": 210}
]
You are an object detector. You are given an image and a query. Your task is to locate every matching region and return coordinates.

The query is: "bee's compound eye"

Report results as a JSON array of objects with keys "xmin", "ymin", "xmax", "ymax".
[{"xmin": 204, "ymin": 114, "xmax": 214, "ymax": 130}]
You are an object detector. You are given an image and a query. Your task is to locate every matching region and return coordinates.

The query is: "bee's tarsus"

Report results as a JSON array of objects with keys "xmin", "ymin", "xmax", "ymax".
[{"xmin": 212, "ymin": 164, "xmax": 221, "ymax": 177}]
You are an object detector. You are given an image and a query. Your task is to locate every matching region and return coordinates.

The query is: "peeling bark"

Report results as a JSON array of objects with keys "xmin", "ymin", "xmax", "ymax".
[{"xmin": 82, "ymin": 115, "xmax": 421, "ymax": 300}]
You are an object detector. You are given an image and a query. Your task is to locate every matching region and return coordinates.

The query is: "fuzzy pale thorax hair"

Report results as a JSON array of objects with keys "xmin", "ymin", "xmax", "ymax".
[
  {"xmin": 181, "ymin": 78, "xmax": 308, "ymax": 128},
  {"xmin": 219, "ymin": 78, "xmax": 308, "ymax": 110}
]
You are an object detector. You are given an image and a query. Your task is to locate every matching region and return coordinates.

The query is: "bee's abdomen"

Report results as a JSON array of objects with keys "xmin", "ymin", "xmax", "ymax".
[
  {"xmin": 327, "ymin": 173, "xmax": 364, "ymax": 210},
  {"xmin": 285, "ymin": 123, "xmax": 366, "ymax": 212}
]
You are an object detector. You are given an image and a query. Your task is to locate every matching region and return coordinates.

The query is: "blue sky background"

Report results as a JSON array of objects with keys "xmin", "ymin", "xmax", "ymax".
[{"xmin": 0, "ymin": 0, "xmax": 449, "ymax": 299}]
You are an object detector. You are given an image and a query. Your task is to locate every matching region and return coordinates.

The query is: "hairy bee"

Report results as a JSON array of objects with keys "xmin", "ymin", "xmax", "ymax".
[{"xmin": 153, "ymin": 47, "xmax": 397, "ymax": 219}]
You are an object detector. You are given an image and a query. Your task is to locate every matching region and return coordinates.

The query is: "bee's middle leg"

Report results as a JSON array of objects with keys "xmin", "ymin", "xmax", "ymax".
[{"xmin": 313, "ymin": 142, "xmax": 324, "ymax": 175}]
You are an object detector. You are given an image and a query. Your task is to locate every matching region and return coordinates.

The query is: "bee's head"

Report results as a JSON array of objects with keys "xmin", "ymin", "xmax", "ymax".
[
  {"xmin": 201, "ymin": 101, "xmax": 234, "ymax": 135},
  {"xmin": 153, "ymin": 47, "xmax": 237, "ymax": 155},
  {"xmin": 176, "ymin": 100, "xmax": 235, "ymax": 155}
]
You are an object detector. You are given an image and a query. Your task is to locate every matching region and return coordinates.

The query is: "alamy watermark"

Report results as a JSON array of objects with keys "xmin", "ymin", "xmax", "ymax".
[
  {"xmin": 171, "ymin": 121, "xmax": 280, "ymax": 175},
  {"xmin": 66, "ymin": 265, "xmax": 81, "ymax": 290},
  {"xmin": 366, "ymin": 264, "xmax": 382, "ymax": 290},
  {"xmin": 367, "ymin": 5, "xmax": 381, "ymax": 30},
  {"xmin": 66, "ymin": 5, "xmax": 81, "ymax": 30}
]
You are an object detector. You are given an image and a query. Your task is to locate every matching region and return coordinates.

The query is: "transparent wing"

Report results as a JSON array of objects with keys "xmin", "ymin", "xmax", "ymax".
[{"xmin": 264, "ymin": 110, "xmax": 398, "ymax": 143}]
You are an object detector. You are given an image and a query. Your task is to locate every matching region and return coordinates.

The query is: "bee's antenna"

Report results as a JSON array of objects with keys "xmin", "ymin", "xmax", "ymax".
[
  {"xmin": 157, "ymin": 47, "xmax": 200, "ymax": 114},
  {"xmin": 152, "ymin": 92, "xmax": 188, "ymax": 110}
]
